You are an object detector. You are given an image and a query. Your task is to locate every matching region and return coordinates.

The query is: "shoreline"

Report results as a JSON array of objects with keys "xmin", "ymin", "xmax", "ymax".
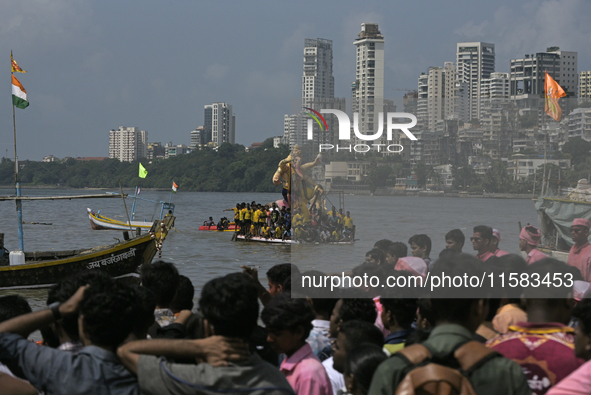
[
  {"xmin": 329, "ymin": 186, "xmax": 535, "ymax": 199},
  {"xmin": 0, "ymin": 185, "xmax": 536, "ymax": 199}
]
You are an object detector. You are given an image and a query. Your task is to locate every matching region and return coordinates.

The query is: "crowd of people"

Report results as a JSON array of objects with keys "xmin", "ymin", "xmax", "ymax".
[
  {"xmin": 221, "ymin": 201, "xmax": 355, "ymax": 243},
  {"xmin": 0, "ymin": 218, "xmax": 591, "ymax": 394}
]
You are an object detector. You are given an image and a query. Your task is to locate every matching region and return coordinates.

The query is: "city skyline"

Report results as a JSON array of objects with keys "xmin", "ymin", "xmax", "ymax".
[{"xmin": 2, "ymin": 0, "xmax": 590, "ymax": 160}]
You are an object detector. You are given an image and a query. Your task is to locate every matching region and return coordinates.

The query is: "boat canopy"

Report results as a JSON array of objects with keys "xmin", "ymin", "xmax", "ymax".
[{"xmin": 535, "ymin": 197, "xmax": 591, "ymax": 250}]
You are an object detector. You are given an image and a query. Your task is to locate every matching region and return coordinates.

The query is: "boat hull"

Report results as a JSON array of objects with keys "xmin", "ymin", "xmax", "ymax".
[
  {"xmin": 234, "ymin": 235, "xmax": 354, "ymax": 245},
  {"xmin": 198, "ymin": 224, "xmax": 237, "ymax": 232},
  {"xmin": 88, "ymin": 208, "xmax": 170, "ymax": 231},
  {"xmin": 0, "ymin": 216, "xmax": 174, "ymax": 290}
]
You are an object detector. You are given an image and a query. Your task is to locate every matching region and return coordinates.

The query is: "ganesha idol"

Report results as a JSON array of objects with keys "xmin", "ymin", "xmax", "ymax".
[{"xmin": 272, "ymin": 145, "xmax": 323, "ymax": 222}]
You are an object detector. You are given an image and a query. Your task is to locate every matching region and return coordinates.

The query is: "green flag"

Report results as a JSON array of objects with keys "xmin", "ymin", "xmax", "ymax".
[{"xmin": 139, "ymin": 163, "xmax": 148, "ymax": 178}]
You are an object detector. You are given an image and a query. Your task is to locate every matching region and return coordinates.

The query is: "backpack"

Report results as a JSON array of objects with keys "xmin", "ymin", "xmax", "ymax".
[{"xmin": 394, "ymin": 341, "xmax": 501, "ymax": 395}]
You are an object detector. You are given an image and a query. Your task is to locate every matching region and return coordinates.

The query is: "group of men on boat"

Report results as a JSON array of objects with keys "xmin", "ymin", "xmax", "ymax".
[{"xmin": 219, "ymin": 201, "xmax": 355, "ymax": 243}]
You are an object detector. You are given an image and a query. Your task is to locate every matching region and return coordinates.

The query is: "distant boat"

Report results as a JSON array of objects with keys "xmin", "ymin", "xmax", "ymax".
[
  {"xmin": 88, "ymin": 208, "xmax": 175, "ymax": 231},
  {"xmin": 87, "ymin": 187, "xmax": 175, "ymax": 231},
  {"xmin": 234, "ymin": 235, "xmax": 355, "ymax": 245},
  {"xmin": 198, "ymin": 224, "xmax": 237, "ymax": 232}
]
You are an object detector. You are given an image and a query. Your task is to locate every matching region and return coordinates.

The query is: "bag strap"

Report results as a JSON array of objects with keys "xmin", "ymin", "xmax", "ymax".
[
  {"xmin": 454, "ymin": 341, "xmax": 500, "ymax": 373},
  {"xmin": 396, "ymin": 344, "xmax": 432, "ymax": 365}
]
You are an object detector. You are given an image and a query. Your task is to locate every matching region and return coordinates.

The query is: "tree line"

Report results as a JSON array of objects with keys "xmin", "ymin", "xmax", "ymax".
[{"xmin": 1, "ymin": 139, "xmax": 289, "ymax": 192}]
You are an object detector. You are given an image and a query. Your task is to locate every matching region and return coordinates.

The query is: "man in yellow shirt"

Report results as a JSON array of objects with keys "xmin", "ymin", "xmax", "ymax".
[
  {"xmin": 252, "ymin": 206, "xmax": 261, "ymax": 236},
  {"xmin": 343, "ymin": 211, "xmax": 353, "ymax": 229}
]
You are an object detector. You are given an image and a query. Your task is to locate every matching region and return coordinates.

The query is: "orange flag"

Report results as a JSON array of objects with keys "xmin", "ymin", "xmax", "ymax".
[
  {"xmin": 545, "ymin": 71, "xmax": 566, "ymax": 121},
  {"xmin": 11, "ymin": 53, "xmax": 26, "ymax": 73}
]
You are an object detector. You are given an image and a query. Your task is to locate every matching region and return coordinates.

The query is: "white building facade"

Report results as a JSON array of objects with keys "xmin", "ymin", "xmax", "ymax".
[
  {"xmin": 109, "ymin": 126, "xmax": 148, "ymax": 162},
  {"xmin": 456, "ymin": 42, "xmax": 495, "ymax": 121},
  {"xmin": 302, "ymin": 38, "xmax": 334, "ymax": 108},
  {"xmin": 352, "ymin": 23, "xmax": 385, "ymax": 143},
  {"xmin": 204, "ymin": 103, "xmax": 235, "ymax": 146}
]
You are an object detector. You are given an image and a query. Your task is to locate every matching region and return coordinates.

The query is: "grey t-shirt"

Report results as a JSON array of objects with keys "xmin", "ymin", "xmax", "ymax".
[{"xmin": 138, "ymin": 353, "xmax": 295, "ymax": 395}]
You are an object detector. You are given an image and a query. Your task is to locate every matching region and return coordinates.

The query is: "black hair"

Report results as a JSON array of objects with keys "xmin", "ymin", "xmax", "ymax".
[
  {"xmin": 438, "ymin": 248, "xmax": 458, "ymax": 259},
  {"xmin": 170, "ymin": 275, "xmax": 195, "ymax": 313},
  {"xmin": 488, "ymin": 254, "xmax": 527, "ymax": 300},
  {"xmin": 380, "ymin": 297, "xmax": 418, "ymax": 329},
  {"xmin": 47, "ymin": 270, "xmax": 112, "ymax": 341},
  {"xmin": 365, "ymin": 248, "xmax": 385, "ymax": 265},
  {"xmin": 373, "ymin": 239, "xmax": 395, "ymax": 253},
  {"xmin": 473, "ymin": 225, "xmax": 493, "ymax": 241},
  {"xmin": 405, "ymin": 328, "xmax": 432, "ymax": 346},
  {"xmin": 131, "ymin": 284, "xmax": 156, "ymax": 338},
  {"xmin": 79, "ymin": 280, "xmax": 140, "ymax": 349},
  {"xmin": 429, "ymin": 254, "xmax": 487, "ymax": 323},
  {"xmin": 261, "ymin": 295, "xmax": 315, "ymax": 340},
  {"xmin": 445, "ymin": 229, "xmax": 465, "ymax": 246},
  {"xmin": 140, "ymin": 260, "xmax": 180, "ymax": 308},
  {"xmin": 524, "ymin": 258, "xmax": 573, "ymax": 299},
  {"xmin": 0, "ymin": 295, "xmax": 31, "ymax": 322},
  {"xmin": 386, "ymin": 242, "xmax": 408, "ymax": 260},
  {"xmin": 267, "ymin": 263, "xmax": 300, "ymax": 291},
  {"xmin": 573, "ymin": 298, "xmax": 591, "ymax": 336},
  {"xmin": 417, "ymin": 298, "xmax": 435, "ymax": 328},
  {"xmin": 199, "ymin": 273, "xmax": 259, "ymax": 340},
  {"xmin": 339, "ymin": 320, "xmax": 384, "ymax": 350},
  {"xmin": 344, "ymin": 344, "xmax": 387, "ymax": 395},
  {"xmin": 338, "ymin": 299, "xmax": 377, "ymax": 324},
  {"xmin": 408, "ymin": 234, "xmax": 432, "ymax": 256}
]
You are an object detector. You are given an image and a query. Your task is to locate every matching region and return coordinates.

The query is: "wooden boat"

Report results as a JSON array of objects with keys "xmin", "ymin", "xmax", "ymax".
[
  {"xmin": 0, "ymin": 215, "xmax": 175, "ymax": 290},
  {"xmin": 234, "ymin": 235, "xmax": 355, "ymax": 245},
  {"xmin": 88, "ymin": 208, "xmax": 175, "ymax": 231},
  {"xmin": 88, "ymin": 187, "xmax": 175, "ymax": 231}
]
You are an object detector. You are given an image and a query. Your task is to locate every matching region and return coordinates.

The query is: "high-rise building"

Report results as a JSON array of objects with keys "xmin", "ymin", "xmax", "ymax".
[
  {"xmin": 288, "ymin": 38, "xmax": 344, "ymax": 152},
  {"xmin": 302, "ymin": 38, "xmax": 334, "ymax": 108},
  {"xmin": 190, "ymin": 126, "xmax": 211, "ymax": 148},
  {"xmin": 456, "ymin": 42, "xmax": 495, "ymax": 121},
  {"xmin": 204, "ymin": 103, "xmax": 235, "ymax": 146},
  {"xmin": 580, "ymin": 71, "xmax": 591, "ymax": 101},
  {"xmin": 416, "ymin": 63, "xmax": 458, "ymax": 130},
  {"xmin": 509, "ymin": 48, "xmax": 577, "ymax": 117},
  {"xmin": 352, "ymin": 23, "xmax": 385, "ymax": 141},
  {"xmin": 108, "ymin": 126, "xmax": 147, "ymax": 162}
]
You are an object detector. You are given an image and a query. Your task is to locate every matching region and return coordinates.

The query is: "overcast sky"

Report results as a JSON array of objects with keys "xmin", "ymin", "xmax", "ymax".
[{"xmin": 2, "ymin": 0, "xmax": 590, "ymax": 160}]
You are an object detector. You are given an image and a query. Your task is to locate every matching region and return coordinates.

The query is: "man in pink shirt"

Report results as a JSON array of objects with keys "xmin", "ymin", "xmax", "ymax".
[
  {"xmin": 519, "ymin": 225, "xmax": 547, "ymax": 264},
  {"xmin": 262, "ymin": 295, "xmax": 332, "ymax": 395},
  {"xmin": 472, "ymin": 225, "xmax": 494, "ymax": 261},
  {"xmin": 490, "ymin": 229, "xmax": 510, "ymax": 257},
  {"xmin": 567, "ymin": 218, "xmax": 591, "ymax": 282}
]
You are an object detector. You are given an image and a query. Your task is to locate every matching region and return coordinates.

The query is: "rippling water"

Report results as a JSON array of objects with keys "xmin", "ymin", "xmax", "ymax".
[{"xmin": 0, "ymin": 188, "xmax": 540, "ymax": 311}]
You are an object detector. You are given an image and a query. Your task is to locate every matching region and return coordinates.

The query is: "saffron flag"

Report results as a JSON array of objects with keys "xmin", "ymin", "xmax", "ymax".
[
  {"xmin": 11, "ymin": 54, "xmax": 26, "ymax": 73},
  {"xmin": 172, "ymin": 181, "xmax": 178, "ymax": 193},
  {"xmin": 11, "ymin": 75, "xmax": 29, "ymax": 109},
  {"xmin": 545, "ymin": 71, "xmax": 566, "ymax": 121},
  {"xmin": 139, "ymin": 163, "xmax": 148, "ymax": 178}
]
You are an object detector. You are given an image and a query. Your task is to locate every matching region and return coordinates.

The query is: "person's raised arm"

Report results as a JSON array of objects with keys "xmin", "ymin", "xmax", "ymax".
[
  {"xmin": 117, "ymin": 336, "xmax": 249, "ymax": 375},
  {"xmin": 241, "ymin": 265, "xmax": 271, "ymax": 306},
  {"xmin": 0, "ymin": 285, "xmax": 87, "ymax": 338}
]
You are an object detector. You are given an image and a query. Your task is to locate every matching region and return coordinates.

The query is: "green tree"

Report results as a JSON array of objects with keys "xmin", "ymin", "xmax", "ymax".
[
  {"xmin": 562, "ymin": 137, "xmax": 591, "ymax": 167},
  {"xmin": 481, "ymin": 161, "xmax": 513, "ymax": 193},
  {"xmin": 366, "ymin": 164, "xmax": 392, "ymax": 193},
  {"xmin": 452, "ymin": 163, "xmax": 477, "ymax": 190}
]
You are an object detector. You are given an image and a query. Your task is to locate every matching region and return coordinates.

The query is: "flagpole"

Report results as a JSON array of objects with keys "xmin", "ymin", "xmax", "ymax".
[{"xmin": 11, "ymin": 56, "xmax": 25, "ymax": 251}]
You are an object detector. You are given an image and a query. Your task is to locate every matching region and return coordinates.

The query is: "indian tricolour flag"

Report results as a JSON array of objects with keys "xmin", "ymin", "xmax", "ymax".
[
  {"xmin": 12, "ymin": 75, "xmax": 29, "ymax": 109},
  {"xmin": 172, "ymin": 181, "xmax": 178, "ymax": 193}
]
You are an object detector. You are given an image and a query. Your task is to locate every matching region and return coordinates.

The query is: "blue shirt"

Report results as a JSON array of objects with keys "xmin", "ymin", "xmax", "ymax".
[
  {"xmin": 384, "ymin": 328, "xmax": 414, "ymax": 345},
  {"xmin": 0, "ymin": 332, "xmax": 139, "ymax": 395}
]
